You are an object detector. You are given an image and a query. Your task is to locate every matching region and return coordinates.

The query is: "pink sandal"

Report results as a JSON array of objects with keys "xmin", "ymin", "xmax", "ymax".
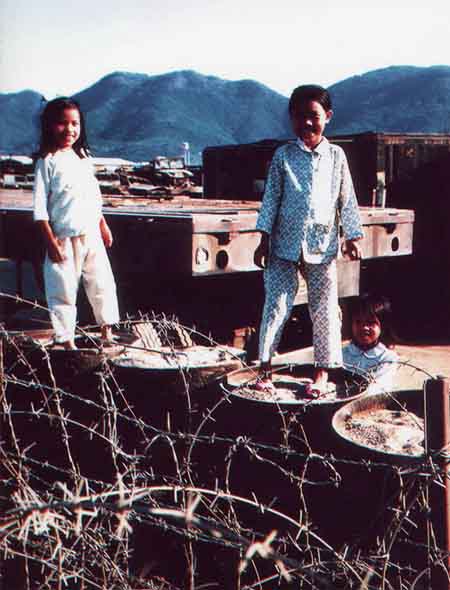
[
  {"xmin": 251, "ymin": 377, "xmax": 277, "ymax": 394},
  {"xmin": 304, "ymin": 384, "xmax": 324, "ymax": 400},
  {"xmin": 304, "ymin": 381, "xmax": 335, "ymax": 400}
]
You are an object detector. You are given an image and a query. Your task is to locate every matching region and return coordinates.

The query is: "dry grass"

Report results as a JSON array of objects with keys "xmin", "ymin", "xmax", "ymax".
[{"xmin": 0, "ymin": 296, "xmax": 448, "ymax": 589}]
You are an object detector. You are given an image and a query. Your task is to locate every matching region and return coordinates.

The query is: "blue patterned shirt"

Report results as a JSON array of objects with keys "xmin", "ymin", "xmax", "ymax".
[{"xmin": 256, "ymin": 138, "xmax": 364, "ymax": 263}]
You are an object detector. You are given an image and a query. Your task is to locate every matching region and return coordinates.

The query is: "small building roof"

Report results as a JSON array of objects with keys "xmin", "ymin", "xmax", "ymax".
[
  {"xmin": 0, "ymin": 155, "xmax": 33, "ymax": 165},
  {"xmin": 91, "ymin": 157, "xmax": 138, "ymax": 170}
]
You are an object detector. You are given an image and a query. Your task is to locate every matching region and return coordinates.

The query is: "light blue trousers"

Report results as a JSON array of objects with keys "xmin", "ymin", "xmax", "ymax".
[{"xmin": 258, "ymin": 254, "xmax": 342, "ymax": 368}]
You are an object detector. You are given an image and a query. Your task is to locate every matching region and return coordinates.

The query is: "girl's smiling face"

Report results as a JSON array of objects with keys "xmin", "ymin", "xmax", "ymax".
[
  {"xmin": 51, "ymin": 108, "xmax": 81, "ymax": 150},
  {"xmin": 352, "ymin": 313, "xmax": 381, "ymax": 349},
  {"xmin": 290, "ymin": 99, "xmax": 332, "ymax": 149}
]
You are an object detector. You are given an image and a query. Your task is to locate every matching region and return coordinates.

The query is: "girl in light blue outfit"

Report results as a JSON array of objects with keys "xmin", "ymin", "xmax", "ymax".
[
  {"xmin": 254, "ymin": 85, "xmax": 364, "ymax": 397},
  {"xmin": 343, "ymin": 295, "xmax": 399, "ymax": 395}
]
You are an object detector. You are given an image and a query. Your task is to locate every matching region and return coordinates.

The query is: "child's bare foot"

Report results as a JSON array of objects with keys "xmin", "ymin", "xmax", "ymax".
[
  {"xmin": 305, "ymin": 367, "xmax": 329, "ymax": 399},
  {"xmin": 62, "ymin": 340, "xmax": 77, "ymax": 350},
  {"xmin": 313, "ymin": 367, "xmax": 328, "ymax": 388},
  {"xmin": 101, "ymin": 325, "xmax": 114, "ymax": 344}
]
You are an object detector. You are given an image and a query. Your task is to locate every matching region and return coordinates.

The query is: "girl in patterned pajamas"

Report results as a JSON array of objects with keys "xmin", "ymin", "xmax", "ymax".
[
  {"xmin": 254, "ymin": 85, "xmax": 363, "ymax": 396},
  {"xmin": 33, "ymin": 98, "xmax": 119, "ymax": 350}
]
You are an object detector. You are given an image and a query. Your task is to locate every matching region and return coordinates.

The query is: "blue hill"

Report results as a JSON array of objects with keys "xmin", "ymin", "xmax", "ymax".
[{"xmin": 2, "ymin": 66, "xmax": 450, "ymax": 161}]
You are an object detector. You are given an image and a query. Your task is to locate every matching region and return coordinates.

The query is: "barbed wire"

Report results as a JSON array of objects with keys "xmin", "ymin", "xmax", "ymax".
[{"xmin": 0, "ymin": 292, "xmax": 449, "ymax": 589}]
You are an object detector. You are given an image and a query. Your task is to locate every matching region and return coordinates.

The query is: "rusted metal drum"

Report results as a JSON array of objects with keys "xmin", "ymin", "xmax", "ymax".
[
  {"xmin": 216, "ymin": 363, "xmax": 368, "ymax": 449},
  {"xmin": 111, "ymin": 344, "xmax": 245, "ymax": 393},
  {"xmin": 332, "ymin": 389, "xmax": 425, "ymax": 464},
  {"xmin": 190, "ymin": 363, "xmax": 369, "ymax": 516},
  {"xmin": 319, "ymin": 390, "xmax": 427, "ymax": 553},
  {"xmin": 2, "ymin": 328, "xmax": 125, "ymax": 383},
  {"xmin": 110, "ymin": 344, "xmax": 246, "ymax": 440},
  {"xmin": 1, "ymin": 329, "xmax": 127, "ymax": 483}
]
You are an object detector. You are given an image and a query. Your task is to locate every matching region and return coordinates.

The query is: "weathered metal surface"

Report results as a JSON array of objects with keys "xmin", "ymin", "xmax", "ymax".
[
  {"xmin": 224, "ymin": 363, "xmax": 367, "ymax": 408},
  {"xmin": 424, "ymin": 377, "xmax": 450, "ymax": 588},
  {"xmin": 191, "ymin": 208, "xmax": 413, "ymax": 278},
  {"xmin": 1, "ymin": 329, "xmax": 125, "ymax": 383},
  {"xmin": 0, "ymin": 188, "xmax": 413, "ymax": 344},
  {"xmin": 332, "ymin": 132, "xmax": 450, "ymax": 205},
  {"xmin": 203, "ymin": 139, "xmax": 279, "ymax": 201},
  {"xmin": 358, "ymin": 208, "xmax": 415, "ymax": 258},
  {"xmin": 215, "ymin": 363, "xmax": 369, "ymax": 448},
  {"xmin": 0, "ymin": 189, "xmax": 260, "ymax": 214},
  {"xmin": 332, "ymin": 389, "xmax": 425, "ymax": 464},
  {"xmin": 0, "ymin": 336, "xmax": 4, "ymax": 398},
  {"xmin": 203, "ymin": 133, "xmax": 450, "ymax": 206},
  {"xmin": 0, "ymin": 190, "xmax": 414, "ymax": 281},
  {"xmin": 112, "ymin": 344, "xmax": 245, "ymax": 392}
]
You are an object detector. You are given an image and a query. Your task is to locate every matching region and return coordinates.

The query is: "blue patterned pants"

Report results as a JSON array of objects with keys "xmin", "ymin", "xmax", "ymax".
[{"xmin": 258, "ymin": 254, "xmax": 343, "ymax": 367}]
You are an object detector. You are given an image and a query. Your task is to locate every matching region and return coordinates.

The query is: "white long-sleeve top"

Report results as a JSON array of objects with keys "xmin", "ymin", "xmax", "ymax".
[
  {"xmin": 343, "ymin": 341, "xmax": 399, "ymax": 395},
  {"xmin": 33, "ymin": 149, "xmax": 102, "ymax": 239}
]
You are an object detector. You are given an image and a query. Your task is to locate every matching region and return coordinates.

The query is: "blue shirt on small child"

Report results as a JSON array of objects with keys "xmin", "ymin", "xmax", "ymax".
[{"xmin": 343, "ymin": 341, "xmax": 399, "ymax": 395}]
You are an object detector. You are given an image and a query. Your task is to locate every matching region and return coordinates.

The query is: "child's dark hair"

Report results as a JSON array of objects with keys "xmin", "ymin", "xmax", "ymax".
[
  {"xmin": 36, "ymin": 97, "xmax": 90, "ymax": 159},
  {"xmin": 288, "ymin": 85, "xmax": 332, "ymax": 115},
  {"xmin": 352, "ymin": 294, "xmax": 395, "ymax": 347}
]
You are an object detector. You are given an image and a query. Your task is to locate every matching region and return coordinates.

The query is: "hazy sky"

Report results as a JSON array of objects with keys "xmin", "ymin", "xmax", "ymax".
[{"xmin": 1, "ymin": 0, "xmax": 450, "ymax": 98}]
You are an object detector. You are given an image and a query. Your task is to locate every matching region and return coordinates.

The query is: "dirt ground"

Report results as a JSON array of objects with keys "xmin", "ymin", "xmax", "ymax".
[{"xmin": 274, "ymin": 341, "xmax": 450, "ymax": 391}]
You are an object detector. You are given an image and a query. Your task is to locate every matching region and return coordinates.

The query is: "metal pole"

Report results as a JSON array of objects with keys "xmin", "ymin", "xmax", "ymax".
[
  {"xmin": 15, "ymin": 259, "xmax": 23, "ymax": 298},
  {"xmin": 425, "ymin": 376, "xmax": 450, "ymax": 589},
  {"xmin": 0, "ymin": 329, "xmax": 4, "ymax": 400}
]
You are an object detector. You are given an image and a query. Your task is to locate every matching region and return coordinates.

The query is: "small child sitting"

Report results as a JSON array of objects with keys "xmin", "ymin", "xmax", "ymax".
[{"xmin": 343, "ymin": 295, "xmax": 399, "ymax": 395}]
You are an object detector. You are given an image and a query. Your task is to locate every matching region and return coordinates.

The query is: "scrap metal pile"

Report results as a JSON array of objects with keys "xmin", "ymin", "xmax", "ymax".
[{"xmin": 97, "ymin": 157, "xmax": 202, "ymax": 200}]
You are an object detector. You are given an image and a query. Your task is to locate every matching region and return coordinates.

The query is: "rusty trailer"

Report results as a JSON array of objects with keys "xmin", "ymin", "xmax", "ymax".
[
  {"xmin": 0, "ymin": 188, "xmax": 414, "ymax": 344},
  {"xmin": 0, "ymin": 190, "xmax": 413, "ymax": 282}
]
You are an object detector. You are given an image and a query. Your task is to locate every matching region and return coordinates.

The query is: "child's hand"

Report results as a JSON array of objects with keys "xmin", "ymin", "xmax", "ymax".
[
  {"xmin": 342, "ymin": 239, "xmax": 362, "ymax": 260},
  {"xmin": 48, "ymin": 238, "xmax": 67, "ymax": 263},
  {"xmin": 100, "ymin": 219, "xmax": 113, "ymax": 248},
  {"xmin": 36, "ymin": 221, "xmax": 66, "ymax": 263},
  {"xmin": 254, "ymin": 233, "xmax": 270, "ymax": 268}
]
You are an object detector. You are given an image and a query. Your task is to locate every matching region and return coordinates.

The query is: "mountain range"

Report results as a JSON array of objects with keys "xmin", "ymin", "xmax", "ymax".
[{"xmin": 2, "ymin": 65, "xmax": 450, "ymax": 162}]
